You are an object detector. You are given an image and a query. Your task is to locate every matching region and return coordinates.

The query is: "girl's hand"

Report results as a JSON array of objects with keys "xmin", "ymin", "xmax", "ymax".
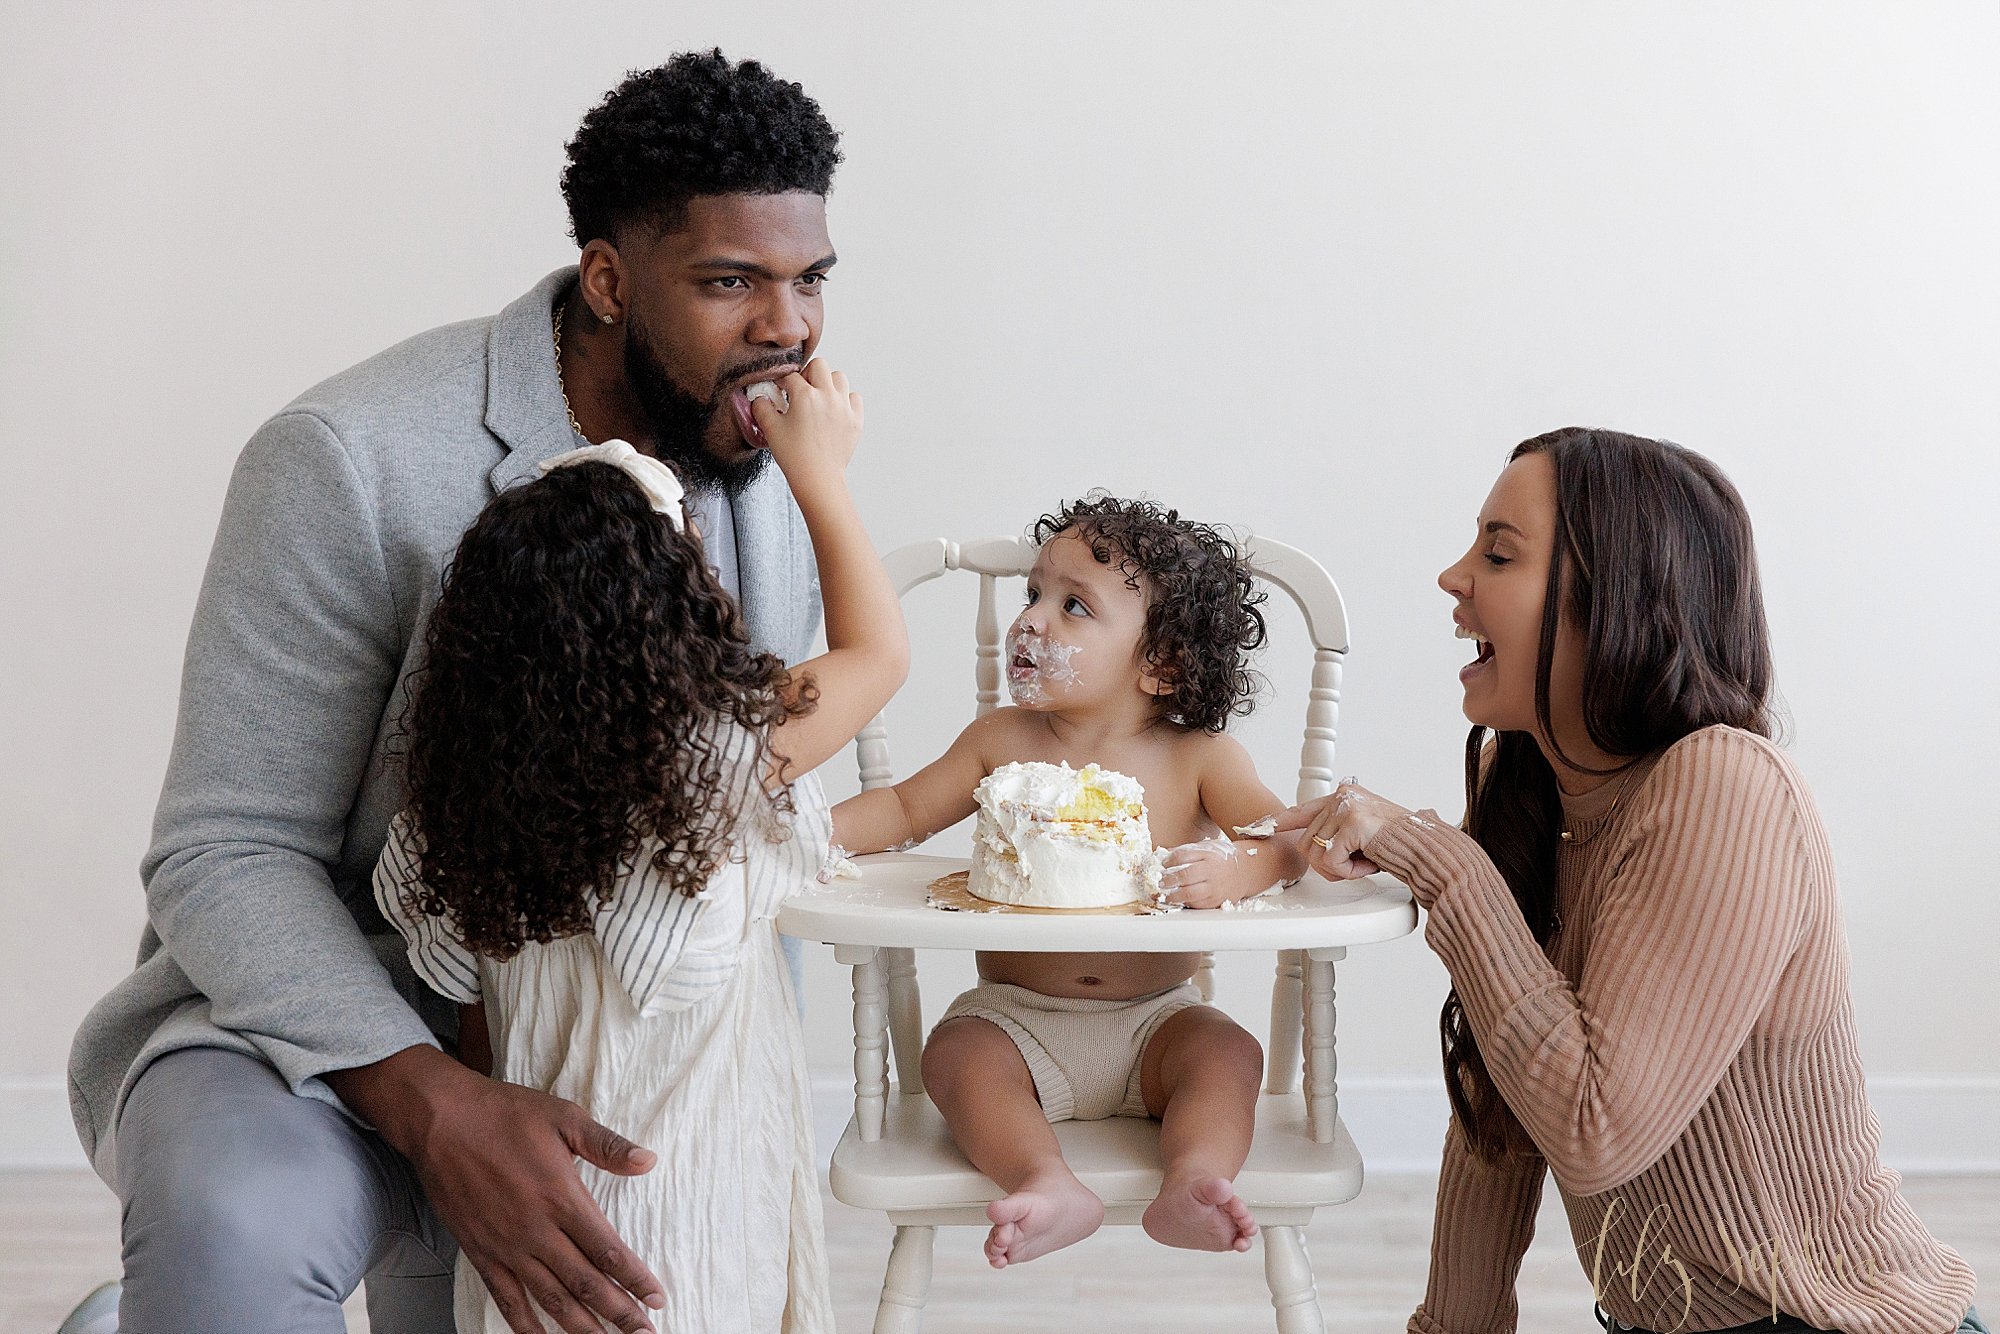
[
  {"xmin": 751, "ymin": 358, "xmax": 861, "ymax": 490},
  {"xmin": 1161, "ymin": 836, "xmax": 1262, "ymax": 909},
  {"xmin": 1272, "ymin": 782, "xmax": 1410, "ymax": 881}
]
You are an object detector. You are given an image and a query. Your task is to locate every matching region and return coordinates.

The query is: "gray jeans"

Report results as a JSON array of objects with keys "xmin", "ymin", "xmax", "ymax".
[{"xmin": 113, "ymin": 1047, "xmax": 457, "ymax": 1333}]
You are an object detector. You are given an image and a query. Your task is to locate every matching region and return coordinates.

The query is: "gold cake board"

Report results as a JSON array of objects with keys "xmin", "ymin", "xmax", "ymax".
[{"xmin": 925, "ymin": 870, "xmax": 1170, "ymax": 916}]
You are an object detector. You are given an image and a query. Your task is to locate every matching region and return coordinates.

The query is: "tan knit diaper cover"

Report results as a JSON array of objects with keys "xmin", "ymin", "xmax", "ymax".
[{"xmin": 938, "ymin": 981, "xmax": 1205, "ymax": 1122}]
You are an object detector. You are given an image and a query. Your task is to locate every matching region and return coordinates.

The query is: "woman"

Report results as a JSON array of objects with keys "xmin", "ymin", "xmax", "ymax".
[{"xmin": 1280, "ymin": 428, "xmax": 1981, "ymax": 1334}]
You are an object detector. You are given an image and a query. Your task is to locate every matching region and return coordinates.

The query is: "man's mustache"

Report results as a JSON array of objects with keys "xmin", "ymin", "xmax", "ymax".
[{"xmin": 714, "ymin": 353, "xmax": 806, "ymax": 398}]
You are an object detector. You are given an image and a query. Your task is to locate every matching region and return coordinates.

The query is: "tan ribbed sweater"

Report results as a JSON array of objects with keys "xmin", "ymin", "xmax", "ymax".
[{"xmin": 1366, "ymin": 727, "xmax": 1975, "ymax": 1334}]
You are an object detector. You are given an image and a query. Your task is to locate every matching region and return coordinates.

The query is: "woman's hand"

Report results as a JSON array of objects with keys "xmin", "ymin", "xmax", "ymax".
[
  {"xmin": 1272, "ymin": 782, "xmax": 1413, "ymax": 881},
  {"xmin": 752, "ymin": 358, "xmax": 861, "ymax": 492}
]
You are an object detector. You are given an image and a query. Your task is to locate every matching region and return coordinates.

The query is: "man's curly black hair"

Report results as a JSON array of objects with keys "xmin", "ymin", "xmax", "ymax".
[
  {"xmin": 561, "ymin": 49, "xmax": 842, "ymax": 244},
  {"xmin": 1032, "ymin": 494, "xmax": 1268, "ymax": 734},
  {"xmin": 395, "ymin": 462, "xmax": 812, "ymax": 959}
]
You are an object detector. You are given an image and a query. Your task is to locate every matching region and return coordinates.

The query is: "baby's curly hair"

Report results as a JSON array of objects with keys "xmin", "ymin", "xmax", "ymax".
[
  {"xmin": 395, "ymin": 462, "xmax": 811, "ymax": 959},
  {"xmin": 562, "ymin": 49, "xmax": 842, "ymax": 244},
  {"xmin": 1032, "ymin": 494, "xmax": 1267, "ymax": 734}
]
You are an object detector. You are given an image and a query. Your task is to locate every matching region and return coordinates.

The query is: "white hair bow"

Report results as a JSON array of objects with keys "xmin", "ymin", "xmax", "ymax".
[{"xmin": 537, "ymin": 440, "xmax": 686, "ymax": 530}]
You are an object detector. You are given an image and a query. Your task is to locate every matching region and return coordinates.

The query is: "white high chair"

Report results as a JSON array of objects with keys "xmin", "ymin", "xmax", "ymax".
[{"xmin": 777, "ymin": 535, "xmax": 1418, "ymax": 1333}]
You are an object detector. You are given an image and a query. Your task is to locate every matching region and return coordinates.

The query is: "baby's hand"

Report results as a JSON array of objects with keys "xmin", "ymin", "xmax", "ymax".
[
  {"xmin": 752, "ymin": 359, "xmax": 862, "ymax": 489},
  {"xmin": 1161, "ymin": 836, "xmax": 1260, "ymax": 909}
]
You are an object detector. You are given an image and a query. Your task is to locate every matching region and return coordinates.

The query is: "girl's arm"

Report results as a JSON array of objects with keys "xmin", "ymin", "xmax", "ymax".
[
  {"xmin": 1162, "ymin": 734, "xmax": 1309, "ymax": 907},
  {"xmin": 456, "ymin": 1001, "xmax": 493, "ymax": 1077},
  {"xmin": 752, "ymin": 361, "xmax": 910, "ymax": 784},
  {"xmin": 832, "ymin": 709, "xmax": 1008, "ymax": 852}
]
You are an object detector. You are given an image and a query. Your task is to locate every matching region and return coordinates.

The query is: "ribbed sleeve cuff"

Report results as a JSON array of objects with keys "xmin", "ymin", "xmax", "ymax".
[{"xmin": 1366, "ymin": 814, "xmax": 1561, "ymax": 1043}]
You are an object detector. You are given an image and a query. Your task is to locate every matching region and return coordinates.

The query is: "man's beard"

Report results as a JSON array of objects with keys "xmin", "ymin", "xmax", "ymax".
[{"xmin": 623, "ymin": 321, "xmax": 780, "ymax": 498}]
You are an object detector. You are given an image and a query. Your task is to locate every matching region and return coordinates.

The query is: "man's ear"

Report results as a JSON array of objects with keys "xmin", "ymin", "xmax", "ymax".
[{"xmin": 577, "ymin": 238, "xmax": 628, "ymax": 325}]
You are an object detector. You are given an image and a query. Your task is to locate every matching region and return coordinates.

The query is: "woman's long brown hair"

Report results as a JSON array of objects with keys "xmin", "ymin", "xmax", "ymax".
[
  {"xmin": 394, "ymin": 461, "xmax": 812, "ymax": 959},
  {"xmin": 1443, "ymin": 427, "xmax": 1777, "ymax": 1161}
]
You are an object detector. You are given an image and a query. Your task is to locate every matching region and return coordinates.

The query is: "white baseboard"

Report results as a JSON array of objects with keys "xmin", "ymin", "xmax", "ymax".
[
  {"xmin": 810, "ymin": 1072, "xmax": 2000, "ymax": 1177},
  {"xmin": 6, "ymin": 1072, "xmax": 1994, "ymax": 1174}
]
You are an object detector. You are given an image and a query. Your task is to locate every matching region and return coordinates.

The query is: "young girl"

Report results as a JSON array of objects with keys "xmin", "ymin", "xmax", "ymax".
[
  {"xmin": 1282, "ymin": 428, "xmax": 1981, "ymax": 1334},
  {"xmin": 373, "ymin": 360, "xmax": 906, "ymax": 1334},
  {"xmin": 833, "ymin": 495, "xmax": 1312, "ymax": 1270}
]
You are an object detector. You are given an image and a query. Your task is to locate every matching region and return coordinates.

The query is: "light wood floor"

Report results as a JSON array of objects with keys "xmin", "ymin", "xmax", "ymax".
[{"xmin": 6, "ymin": 1171, "xmax": 1993, "ymax": 1333}]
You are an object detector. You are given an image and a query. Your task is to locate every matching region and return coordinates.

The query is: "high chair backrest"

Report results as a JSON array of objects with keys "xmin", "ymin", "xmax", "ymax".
[{"xmin": 853, "ymin": 534, "xmax": 1350, "ymax": 803}]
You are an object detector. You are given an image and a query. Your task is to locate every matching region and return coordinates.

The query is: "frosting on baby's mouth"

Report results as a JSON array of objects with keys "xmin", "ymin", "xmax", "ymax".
[{"xmin": 1004, "ymin": 630, "xmax": 1081, "ymax": 707}]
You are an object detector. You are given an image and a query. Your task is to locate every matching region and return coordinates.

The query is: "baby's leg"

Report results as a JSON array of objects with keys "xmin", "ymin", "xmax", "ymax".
[
  {"xmin": 923, "ymin": 1016, "xmax": 1104, "ymax": 1268},
  {"xmin": 1136, "ymin": 1006, "xmax": 1264, "ymax": 1252}
]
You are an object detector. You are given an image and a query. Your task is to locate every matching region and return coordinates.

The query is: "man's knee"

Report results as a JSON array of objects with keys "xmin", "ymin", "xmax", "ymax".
[
  {"xmin": 126, "ymin": 1158, "xmax": 334, "ymax": 1288},
  {"xmin": 115, "ymin": 1048, "xmax": 441, "ymax": 1324}
]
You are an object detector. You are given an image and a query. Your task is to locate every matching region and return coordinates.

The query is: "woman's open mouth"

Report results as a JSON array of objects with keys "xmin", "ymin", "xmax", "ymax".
[{"xmin": 1455, "ymin": 624, "xmax": 1494, "ymax": 685}]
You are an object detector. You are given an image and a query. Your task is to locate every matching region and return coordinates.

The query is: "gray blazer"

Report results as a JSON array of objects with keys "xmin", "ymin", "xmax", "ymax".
[{"xmin": 68, "ymin": 268, "xmax": 820, "ymax": 1178}]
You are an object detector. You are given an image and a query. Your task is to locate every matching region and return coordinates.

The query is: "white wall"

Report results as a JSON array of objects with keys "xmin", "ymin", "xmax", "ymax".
[{"xmin": 4, "ymin": 2, "xmax": 1996, "ymax": 1171}]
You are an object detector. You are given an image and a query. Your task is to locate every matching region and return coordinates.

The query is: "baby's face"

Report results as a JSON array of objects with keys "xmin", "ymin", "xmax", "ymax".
[{"xmin": 1006, "ymin": 531, "xmax": 1159, "ymax": 712}]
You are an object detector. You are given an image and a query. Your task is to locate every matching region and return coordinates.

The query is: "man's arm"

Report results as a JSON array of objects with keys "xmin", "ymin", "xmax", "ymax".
[{"xmin": 145, "ymin": 410, "xmax": 433, "ymax": 1088}]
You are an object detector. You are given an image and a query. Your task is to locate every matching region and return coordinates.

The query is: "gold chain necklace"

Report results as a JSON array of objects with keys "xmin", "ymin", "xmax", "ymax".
[
  {"xmin": 1558, "ymin": 768, "xmax": 1634, "ymax": 843},
  {"xmin": 552, "ymin": 305, "xmax": 588, "ymax": 442}
]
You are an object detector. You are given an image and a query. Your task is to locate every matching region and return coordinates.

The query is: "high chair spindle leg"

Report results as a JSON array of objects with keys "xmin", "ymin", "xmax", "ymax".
[
  {"xmin": 1304, "ymin": 947, "xmax": 1342, "ymax": 1143},
  {"xmin": 873, "ymin": 1224, "xmax": 935, "ymax": 1334},
  {"xmin": 1267, "ymin": 950, "xmax": 1305, "ymax": 1094},
  {"xmin": 836, "ymin": 943, "xmax": 889, "ymax": 1140},
  {"xmin": 1263, "ymin": 1225, "xmax": 1325, "ymax": 1334},
  {"xmin": 884, "ymin": 946, "xmax": 924, "ymax": 1095}
]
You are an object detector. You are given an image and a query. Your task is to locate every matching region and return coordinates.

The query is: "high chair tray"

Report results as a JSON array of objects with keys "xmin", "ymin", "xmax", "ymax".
[{"xmin": 778, "ymin": 852, "xmax": 1417, "ymax": 953}]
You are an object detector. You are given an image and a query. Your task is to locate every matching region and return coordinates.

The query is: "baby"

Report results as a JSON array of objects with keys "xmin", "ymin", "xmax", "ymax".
[{"xmin": 832, "ymin": 494, "xmax": 1310, "ymax": 1268}]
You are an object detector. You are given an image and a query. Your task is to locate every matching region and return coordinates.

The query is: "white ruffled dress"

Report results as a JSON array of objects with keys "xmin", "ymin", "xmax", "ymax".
[{"xmin": 372, "ymin": 745, "xmax": 833, "ymax": 1334}]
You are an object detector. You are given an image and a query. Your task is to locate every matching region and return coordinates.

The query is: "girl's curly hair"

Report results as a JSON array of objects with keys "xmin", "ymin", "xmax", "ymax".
[
  {"xmin": 1032, "ymin": 494, "xmax": 1267, "ymax": 733},
  {"xmin": 395, "ymin": 462, "xmax": 812, "ymax": 959}
]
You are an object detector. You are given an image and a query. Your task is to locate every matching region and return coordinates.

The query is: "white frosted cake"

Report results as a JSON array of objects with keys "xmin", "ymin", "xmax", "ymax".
[{"xmin": 967, "ymin": 762, "xmax": 1164, "ymax": 909}]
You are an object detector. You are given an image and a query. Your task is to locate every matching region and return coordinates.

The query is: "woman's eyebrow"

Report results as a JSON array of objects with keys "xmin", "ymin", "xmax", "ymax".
[{"xmin": 1483, "ymin": 519, "xmax": 1526, "ymax": 537}]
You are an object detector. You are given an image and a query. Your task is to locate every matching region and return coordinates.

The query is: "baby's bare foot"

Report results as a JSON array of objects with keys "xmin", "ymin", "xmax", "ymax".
[
  {"xmin": 1142, "ymin": 1175, "xmax": 1258, "ymax": 1252},
  {"xmin": 984, "ymin": 1172, "xmax": 1105, "ymax": 1268}
]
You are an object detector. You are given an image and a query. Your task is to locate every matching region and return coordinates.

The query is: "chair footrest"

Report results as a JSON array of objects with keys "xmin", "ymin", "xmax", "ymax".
[{"xmin": 829, "ymin": 1091, "xmax": 1365, "ymax": 1213}]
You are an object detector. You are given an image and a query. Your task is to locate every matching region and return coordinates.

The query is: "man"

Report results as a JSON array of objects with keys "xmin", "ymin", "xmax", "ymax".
[{"xmin": 65, "ymin": 50, "xmax": 841, "ymax": 1334}]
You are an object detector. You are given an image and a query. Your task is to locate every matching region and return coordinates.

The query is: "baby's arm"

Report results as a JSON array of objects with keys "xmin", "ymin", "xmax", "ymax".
[
  {"xmin": 832, "ymin": 709, "xmax": 1007, "ymax": 853},
  {"xmin": 1162, "ymin": 735, "xmax": 1310, "ymax": 908}
]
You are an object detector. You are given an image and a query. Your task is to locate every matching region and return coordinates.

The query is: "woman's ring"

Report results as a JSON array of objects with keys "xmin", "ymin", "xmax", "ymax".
[{"xmin": 1312, "ymin": 834, "xmax": 1336, "ymax": 850}]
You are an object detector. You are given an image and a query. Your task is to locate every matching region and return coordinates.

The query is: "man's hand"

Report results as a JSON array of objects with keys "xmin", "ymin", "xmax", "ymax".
[{"xmin": 328, "ymin": 1046, "xmax": 664, "ymax": 1334}]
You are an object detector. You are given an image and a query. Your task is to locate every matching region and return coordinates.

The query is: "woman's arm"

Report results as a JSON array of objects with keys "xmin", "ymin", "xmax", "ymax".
[
  {"xmin": 1408, "ymin": 1119, "xmax": 1547, "ymax": 1334},
  {"xmin": 755, "ymin": 362, "xmax": 910, "ymax": 784},
  {"xmin": 1362, "ymin": 730, "xmax": 1816, "ymax": 1196}
]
